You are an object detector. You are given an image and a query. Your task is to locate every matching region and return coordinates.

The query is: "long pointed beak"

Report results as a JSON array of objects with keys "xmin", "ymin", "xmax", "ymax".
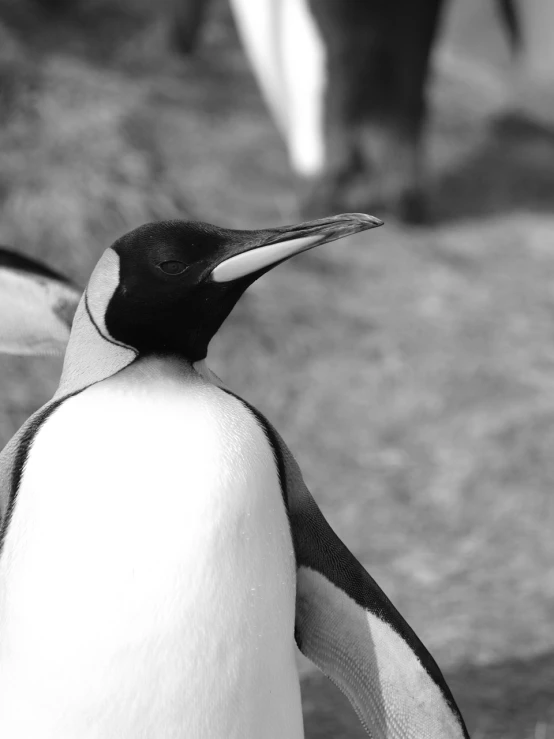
[{"xmin": 210, "ymin": 213, "xmax": 383, "ymax": 283}]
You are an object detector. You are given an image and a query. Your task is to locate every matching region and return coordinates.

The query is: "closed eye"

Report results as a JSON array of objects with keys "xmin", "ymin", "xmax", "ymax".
[{"xmin": 158, "ymin": 261, "xmax": 188, "ymax": 275}]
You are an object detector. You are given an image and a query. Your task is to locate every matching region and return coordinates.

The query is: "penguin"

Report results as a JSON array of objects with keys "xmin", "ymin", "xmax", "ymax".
[
  {"xmin": 227, "ymin": 0, "xmax": 328, "ymax": 180},
  {"xmin": 0, "ymin": 246, "xmax": 81, "ymax": 356},
  {"xmin": 175, "ymin": 0, "xmax": 527, "ymax": 221},
  {"xmin": 0, "ymin": 214, "xmax": 470, "ymax": 739},
  {"xmin": 197, "ymin": 0, "xmax": 443, "ymax": 221}
]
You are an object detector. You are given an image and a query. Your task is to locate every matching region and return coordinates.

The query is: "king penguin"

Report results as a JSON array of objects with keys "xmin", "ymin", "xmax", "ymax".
[
  {"xmin": 0, "ymin": 214, "xmax": 470, "ymax": 739},
  {"xmin": 0, "ymin": 246, "xmax": 80, "ymax": 355}
]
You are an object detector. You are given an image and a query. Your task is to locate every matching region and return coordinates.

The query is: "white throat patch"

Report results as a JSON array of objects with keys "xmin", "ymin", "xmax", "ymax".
[{"xmin": 57, "ymin": 248, "xmax": 136, "ymax": 397}]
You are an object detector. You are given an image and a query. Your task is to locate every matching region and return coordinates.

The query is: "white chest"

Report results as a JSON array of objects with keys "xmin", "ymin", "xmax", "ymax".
[{"xmin": 0, "ymin": 370, "xmax": 303, "ymax": 738}]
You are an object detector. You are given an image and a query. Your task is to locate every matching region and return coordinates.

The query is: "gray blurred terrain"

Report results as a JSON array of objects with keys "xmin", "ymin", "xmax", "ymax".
[{"xmin": 1, "ymin": 1, "xmax": 554, "ymax": 736}]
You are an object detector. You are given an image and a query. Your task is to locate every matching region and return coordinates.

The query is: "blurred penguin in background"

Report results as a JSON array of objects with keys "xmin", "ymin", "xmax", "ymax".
[{"xmin": 170, "ymin": 0, "xmax": 550, "ymax": 223}]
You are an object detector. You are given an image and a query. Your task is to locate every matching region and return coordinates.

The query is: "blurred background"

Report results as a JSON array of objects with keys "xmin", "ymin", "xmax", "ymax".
[{"xmin": 1, "ymin": 0, "xmax": 554, "ymax": 736}]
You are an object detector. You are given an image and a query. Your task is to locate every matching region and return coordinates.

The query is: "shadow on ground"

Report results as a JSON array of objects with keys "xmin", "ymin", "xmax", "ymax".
[{"xmin": 431, "ymin": 113, "xmax": 554, "ymax": 224}]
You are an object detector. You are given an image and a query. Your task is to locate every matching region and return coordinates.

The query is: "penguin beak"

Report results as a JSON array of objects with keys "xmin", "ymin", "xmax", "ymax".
[{"xmin": 210, "ymin": 213, "xmax": 383, "ymax": 283}]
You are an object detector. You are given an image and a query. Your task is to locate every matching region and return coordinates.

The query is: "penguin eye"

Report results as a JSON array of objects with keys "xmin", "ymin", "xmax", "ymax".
[{"xmin": 158, "ymin": 261, "xmax": 188, "ymax": 276}]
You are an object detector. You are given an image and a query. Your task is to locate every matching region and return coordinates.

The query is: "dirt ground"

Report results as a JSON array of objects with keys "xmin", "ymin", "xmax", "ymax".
[{"xmin": 1, "ymin": 1, "xmax": 554, "ymax": 736}]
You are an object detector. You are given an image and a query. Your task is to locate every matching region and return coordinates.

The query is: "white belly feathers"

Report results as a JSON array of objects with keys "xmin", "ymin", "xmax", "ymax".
[{"xmin": 0, "ymin": 359, "xmax": 303, "ymax": 738}]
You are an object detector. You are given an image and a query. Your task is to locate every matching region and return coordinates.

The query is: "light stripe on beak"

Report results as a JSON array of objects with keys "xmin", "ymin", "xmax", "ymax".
[
  {"xmin": 211, "ymin": 213, "xmax": 383, "ymax": 284},
  {"xmin": 212, "ymin": 233, "xmax": 324, "ymax": 283}
]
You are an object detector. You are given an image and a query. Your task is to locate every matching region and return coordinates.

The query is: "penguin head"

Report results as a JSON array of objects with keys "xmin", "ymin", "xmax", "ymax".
[{"xmin": 86, "ymin": 213, "xmax": 382, "ymax": 362}]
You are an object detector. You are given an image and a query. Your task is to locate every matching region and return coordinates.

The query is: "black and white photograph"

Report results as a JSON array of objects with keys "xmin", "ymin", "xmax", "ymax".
[{"xmin": 0, "ymin": 1, "xmax": 554, "ymax": 736}]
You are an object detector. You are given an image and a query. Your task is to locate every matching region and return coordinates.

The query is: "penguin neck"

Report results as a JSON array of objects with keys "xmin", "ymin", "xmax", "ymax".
[
  {"xmin": 58, "ymin": 292, "xmax": 223, "ymax": 399},
  {"xmin": 114, "ymin": 353, "xmax": 223, "ymax": 389},
  {"xmin": 130, "ymin": 353, "xmax": 199, "ymax": 382}
]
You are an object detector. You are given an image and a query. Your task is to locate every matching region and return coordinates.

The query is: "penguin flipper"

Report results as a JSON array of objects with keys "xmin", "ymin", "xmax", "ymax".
[
  {"xmin": 0, "ymin": 247, "xmax": 81, "ymax": 356},
  {"xmin": 274, "ymin": 437, "xmax": 469, "ymax": 739}
]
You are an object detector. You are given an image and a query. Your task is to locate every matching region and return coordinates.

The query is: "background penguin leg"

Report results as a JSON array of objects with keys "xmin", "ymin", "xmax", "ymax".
[
  {"xmin": 170, "ymin": 0, "xmax": 214, "ymax": 55},
  {"xmin": 304, "ymin": 0, "xmax": 445, "ymax": 224},
  {"xmin": 495, "ymin": 0, "xmax": 521, "ymax": 54}
]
